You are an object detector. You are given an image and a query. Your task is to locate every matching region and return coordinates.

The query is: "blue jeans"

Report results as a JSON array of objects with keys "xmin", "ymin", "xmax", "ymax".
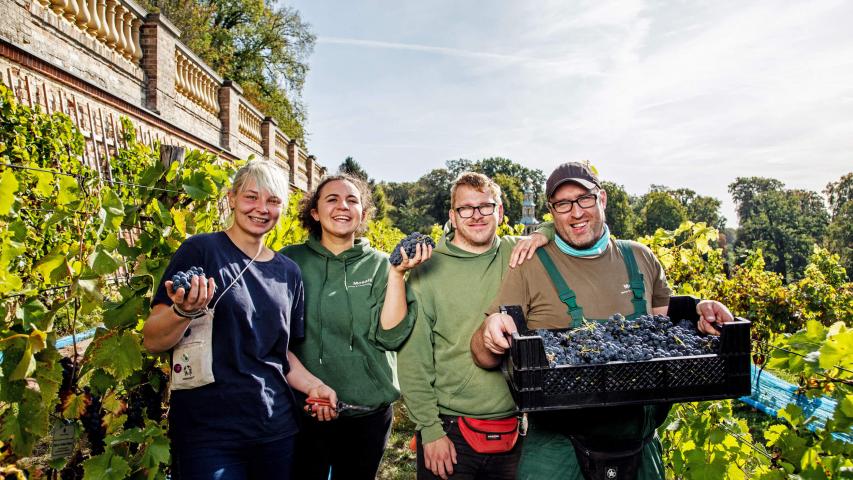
[{"xmin": 171, "ymin": 434, "xmax": 296, "ymax": 480}]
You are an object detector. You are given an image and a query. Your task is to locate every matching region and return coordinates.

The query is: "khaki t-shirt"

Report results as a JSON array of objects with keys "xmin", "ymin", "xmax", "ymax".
[{"xmin": 488, "ymin": 239, "xmax": 672, "ymax": 329}]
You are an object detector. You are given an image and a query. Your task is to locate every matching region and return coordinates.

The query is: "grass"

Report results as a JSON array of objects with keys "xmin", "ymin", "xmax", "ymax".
[{"xmin": 377, "ymin": 402, "xmax": 417, "ymax": 480}]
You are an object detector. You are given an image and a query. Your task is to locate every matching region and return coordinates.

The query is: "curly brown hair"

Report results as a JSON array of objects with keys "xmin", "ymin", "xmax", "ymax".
[{"xmin": 298, "ymin": 174, "xmax": 375, "ymax": 239}]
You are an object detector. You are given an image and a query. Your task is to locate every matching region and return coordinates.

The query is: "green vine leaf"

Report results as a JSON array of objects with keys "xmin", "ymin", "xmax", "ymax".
[
  {"xmin": 89, "ymin": 246, "xmax": 120, "ymax": 276},
  {"xmin": 0, "ymin": 168, "xmax": 19, "ymax": 214},
  {"xmin": 820, "ymin": 328, "xmax": 853, "ymax": 371},
  {"xmin": 56, "ymin": 175, "xmax": 79, "ymax": 205},
  {"xmin": 88, "ymin": 331, "xmax": 142, "ymax": 382},
  {"xmin": 82, "ymin": 451, "xmax": 131, "ymax": 480},
  {"xmin": 103, "ymin": 296, "xmax": 145, "ymax": 330}
]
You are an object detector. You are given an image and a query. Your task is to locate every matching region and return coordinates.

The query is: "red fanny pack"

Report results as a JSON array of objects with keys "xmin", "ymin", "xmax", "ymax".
[{"xmin": 457, "ymin": 417, "xmax": 519, "ymax": 454}]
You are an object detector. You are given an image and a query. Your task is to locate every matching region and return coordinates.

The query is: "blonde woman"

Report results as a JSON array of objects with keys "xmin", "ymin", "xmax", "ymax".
[{"xmin": 143, "ymin": 160, "xmax": 334, "ymax": 480}]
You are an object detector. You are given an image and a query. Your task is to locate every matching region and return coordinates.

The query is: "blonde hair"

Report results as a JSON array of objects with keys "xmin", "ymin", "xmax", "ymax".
[
  {"xmin": 225, "ymin": 160, "xmax": 290, "ymax": 228},
  {"xmin": 231, "ymin": 160, "xmax": 290, "ymax": 201},
  {"xmin": 450, "ymin": 171, "xmax": 502, "ymax": 207}
]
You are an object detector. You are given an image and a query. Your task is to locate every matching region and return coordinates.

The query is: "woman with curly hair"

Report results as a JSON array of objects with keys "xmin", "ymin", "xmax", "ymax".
[{"xmin": 281, "ymin": 173, "xmax": 431, "ymax": 479}]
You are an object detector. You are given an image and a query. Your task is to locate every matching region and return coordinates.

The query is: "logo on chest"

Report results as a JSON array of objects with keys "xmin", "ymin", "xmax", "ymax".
[{"xmin": 348, "ymin": 279, "xmax": 373, "ymax": 288}]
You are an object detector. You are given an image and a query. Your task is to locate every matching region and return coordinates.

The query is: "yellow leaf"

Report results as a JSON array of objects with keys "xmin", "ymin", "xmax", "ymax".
[{"xmin": 62, "ymin": 392, "xmax": 88, "ymax": 419}]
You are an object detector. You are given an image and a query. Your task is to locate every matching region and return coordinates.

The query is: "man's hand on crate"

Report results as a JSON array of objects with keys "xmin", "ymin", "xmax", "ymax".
[
  {"xmin": 696, "ymin": 300, "xmax": 734, "ymax": 336},
  {"xmin": 471, "ymin": 312, "xmax": 518, "ymax": 369}
]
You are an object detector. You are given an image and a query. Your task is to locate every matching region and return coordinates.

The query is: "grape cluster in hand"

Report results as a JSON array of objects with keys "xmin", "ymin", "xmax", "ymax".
[
  {"xmin": 389, "ymin": 232, "xmax": 435, "ymax": 266},
  {"xmin": 536, "ymin": 314, "xmax": 720, "ymax": 367},
  {"xmin": 170, "ymin": 266, "xmax": 205, "ymax": 294}
]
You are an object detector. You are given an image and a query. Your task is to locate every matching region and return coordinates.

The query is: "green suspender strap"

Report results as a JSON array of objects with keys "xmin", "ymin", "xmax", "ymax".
[
  {"xmin": 616, "ymin": 240, "xmax": 647, "ymax": 319},
  {"xmin": 535, "ymin": 249, "xmax": 584, "ymax": 328}
]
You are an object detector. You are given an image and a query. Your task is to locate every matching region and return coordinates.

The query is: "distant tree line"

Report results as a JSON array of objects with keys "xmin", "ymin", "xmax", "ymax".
[{"xmin": 339, "ymin": 157, "xmax": 852, "ymax": 281}]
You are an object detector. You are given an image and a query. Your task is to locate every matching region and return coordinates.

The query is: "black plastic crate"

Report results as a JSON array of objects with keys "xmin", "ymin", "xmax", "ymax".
[{"xmin": 501, "ymin": 307, "xmax": 752, "ymax": 412}]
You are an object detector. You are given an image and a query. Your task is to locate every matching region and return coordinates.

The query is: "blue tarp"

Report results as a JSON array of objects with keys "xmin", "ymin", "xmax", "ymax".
[{"xmin": 740, "ymin": 364, "xmax": 851, "ymax": 443}]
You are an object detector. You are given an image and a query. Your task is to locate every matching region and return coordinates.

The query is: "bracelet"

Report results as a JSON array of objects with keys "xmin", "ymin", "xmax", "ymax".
[{"xmin": 171, "ymin": 303, "xmax": 205, "ymax": 320}]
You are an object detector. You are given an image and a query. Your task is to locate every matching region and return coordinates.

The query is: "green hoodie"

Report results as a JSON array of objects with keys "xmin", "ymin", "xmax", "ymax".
[
  {"xmin": 398, "ymin": 230, "xmax": 551, "ymax": 444},
  {"xmin": 282, "ymin": 236, "xmax": 416, "ymax": 415}
]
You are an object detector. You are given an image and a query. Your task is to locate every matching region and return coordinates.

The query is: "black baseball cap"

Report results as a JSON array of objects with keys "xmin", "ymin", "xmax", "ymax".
[{"xmin": 545, "ymin": 162, "xmax": 601, "ymax": 197}]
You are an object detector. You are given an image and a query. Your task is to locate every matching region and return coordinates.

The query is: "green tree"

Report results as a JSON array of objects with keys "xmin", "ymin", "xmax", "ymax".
[
  {"xmin": 492, "ymin": 173, "xmax": 523, "ymax": 223},
  {"xmin": 827, "ymin": 201, "xmax": 853, "ymax": 277},
  {"xmin": 824, "ymin": 172, "xmax": 853, "ymax": 218},
  {"xmin": 141, "ymin": 0, "xmax": 315, "ymax": 142},
  {"xmin": 601, "ymin": 180, "xmax": 635, "ymax": 238},
  {"xmin": 372, "ymin": 183, "xmax": 389, "ymax": 220},
  {"xmin": 730, "ymin": 177, "xmax": 830, "ymax": 281},
  {"xmin": 636, "ymin": 191, "xmax": 687, "ymax": 236},
  {"xmin": 338, "ymin": 156, "xmax": 369, "ymax": 181},
  {"xmin": 825, "ymin": 173, "xmax": 853, "ymax": 277}
]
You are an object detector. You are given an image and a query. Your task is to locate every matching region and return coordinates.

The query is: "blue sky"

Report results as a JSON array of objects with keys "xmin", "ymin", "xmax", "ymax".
[{"xmin": 283, "ymin": 0, "xmax": 853, "ymax": 225}]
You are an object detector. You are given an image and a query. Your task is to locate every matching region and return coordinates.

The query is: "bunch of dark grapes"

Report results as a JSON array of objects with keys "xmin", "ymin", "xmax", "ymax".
[
  {"xmin": 57, "ymin": 356, "xmax": 75, "ymax": 410},
  {"xmin": 146, "ymin": 369, "xmax": 168, "ymax": 421},
  {"xmin": 389, "ymin": 232, "xmax": 435, "ymax": 266},
  {"xmin": 80, "ymin": 387, "xmax": 106, "ymax": 455},
  {"xmin": 170, "ymin": 266, "xmax": 205, "ymax": 293},
  {"xmin": 536, "ymin": 314, "xmax": 720, "ymax": 367},
  {"xmin": 123, "ymin": 378, "xmax": 165, "ymax": 430}
]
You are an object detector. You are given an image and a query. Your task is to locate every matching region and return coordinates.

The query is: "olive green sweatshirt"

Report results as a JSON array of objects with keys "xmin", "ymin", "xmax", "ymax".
[
  {"xmin": 282, "ymin": 236, "xmax": 416, "ymax": 415},
  {"xmin": 398, "ymin": 227, "xmax": 553, "ymax": 444}
]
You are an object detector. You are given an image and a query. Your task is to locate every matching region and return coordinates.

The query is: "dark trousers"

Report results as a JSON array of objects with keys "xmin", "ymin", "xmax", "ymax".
[
  {"xmin": 171, "ymin": 434, "xmax": 296, "ymax": 480},
  {"xmin": 416, "ymin": 416, "xmax": 522, "ymax": 480},
  {"xmin": 292, "ymin": 404, "xmax": 393, "ymax": 480}
]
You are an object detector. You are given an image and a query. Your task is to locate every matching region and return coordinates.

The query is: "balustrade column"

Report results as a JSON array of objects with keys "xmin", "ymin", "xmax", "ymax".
[
  {"xmin": 104, "ymin": 0, "xmax": 117, "ymax": 47},
  {"xmin": 74, "ymin": 0, "xmax": 90, "ymax": 30},
  {"xmin": 96, "ymin": 0, "xmax": 107, "ymax": 40},
  {"xmin": 131, "ymin": 17, "xmax": 143, "ymax": 62},
  {"xmin": 86, "ymin": 0, "xmax": 100, "ymax": 36},
  {"xmin": 122, "ymin": 10, "xmax": 134, "ymax": 59}
]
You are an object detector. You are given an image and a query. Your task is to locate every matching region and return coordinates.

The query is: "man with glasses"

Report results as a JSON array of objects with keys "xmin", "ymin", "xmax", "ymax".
[
  {"xmin": 398, "ymin": 172, "xmax": 554, "ymax": 479},
  {"xmin": 470, "ymin": 161, "xmax": 733, "ymax": 479}
]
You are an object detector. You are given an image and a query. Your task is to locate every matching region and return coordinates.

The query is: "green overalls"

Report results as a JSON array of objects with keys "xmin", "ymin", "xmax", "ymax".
[{"xmin": 517, "ymin": 241, "xmax": 668, "ymax": 480}]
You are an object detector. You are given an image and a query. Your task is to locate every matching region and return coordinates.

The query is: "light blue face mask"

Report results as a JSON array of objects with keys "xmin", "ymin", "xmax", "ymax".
[{"xmin": 555, "ymin": 224, "xmax": 611, "ymax": 257}]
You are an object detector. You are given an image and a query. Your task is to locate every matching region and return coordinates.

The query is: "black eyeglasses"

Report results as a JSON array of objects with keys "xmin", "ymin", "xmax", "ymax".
[
  {"xmin": 548, "ymin": 192, "xmax": 598, "ymax": 214},
  {"xmin": 455, "ymin": 203, "xmax": 497, "ymax": 218}
]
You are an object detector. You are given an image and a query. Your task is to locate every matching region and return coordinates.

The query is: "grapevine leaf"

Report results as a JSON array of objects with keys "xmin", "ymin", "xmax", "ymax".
[
  {"xmin": 72, "ymin": 277, "xmax": 103, "ymax": 304},
  {"xmin": 82, "ymin": 451, "xmax": 131, "ymax": 480},
  {"xmin": 0, "ymin": 269, "xmax": 23, "ymax": 295},
  {"xmin": 87, "ymin": 369, "xmax": 117, "ymax": 397},
  {"xmin": 33, "ymin": 170, "xmax": 54, "ymax": 197},
  {"xmin": 0, "ymin": 169, "xmax": 19, "ymax": 214},
  {"xmin": 89, "ymin": 247, "xmax": 120, "ymax": 276},
  {"xmin": 62, "ymin": 392, "xmax": 88, "ymax": 420},
  {"xmin": 89, "ymin": 332, "xmax": 142, "ymax": 382},
  {"xmin": 172, "ymin": 208, "xmax": 187, "ymax": 237},
  {"xmin": 108, "ymin": 428, "xmax": 145, "ymax": 446},
  {"xmin": 1, "ymin": 405, "xmax": 36, "ymax": 457},
  {"xmin": 21, "ymin": 299, "xmax": 47, "ymax": 331},
  {"xmin": 182, "ymin": 172, "xmax": 216, "ymax": 201},
  {"xmin": 34, "ymin": 346, "xmax": 62, "ymax": 408},
  {"xmin": 34, "ymin": 252, "xmax": 68, "ymax": 284},
  {"xmin": 709, "ymin": 427, "xmax": 725, "ymax": 444},
  {"xmin": 141, "ymin": 435, "xmax": 170, "ymax": 469},
  {"xmin": 9, "ymin": 342, "xmax": 35, "ymax": 380},
  {"xmin": 103, "ymin": 295, "xmax": 144, "ymax": 330},
  {"xmin": 56, "ymin": 175, "xmax": 79, "ymax": 205},
  {"xmin": 99, "ymin": 187, "xmax": 124, "ymax": 234},
  {"xmin": 819, "ymin": 329, "xmax": 853, "ymax": 371},
  {"xmin": 800, "ymin": 447, "xmax": 821, "ymax": 472},
  {"xmin": 840, "ymin": 395, "xmax": 853, "ymax": 417}
]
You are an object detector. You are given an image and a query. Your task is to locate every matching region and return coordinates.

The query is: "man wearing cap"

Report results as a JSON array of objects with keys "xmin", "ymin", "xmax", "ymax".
[{"xmin": 470, "ymin": 161, "xmax": 733, "ymax": 479}]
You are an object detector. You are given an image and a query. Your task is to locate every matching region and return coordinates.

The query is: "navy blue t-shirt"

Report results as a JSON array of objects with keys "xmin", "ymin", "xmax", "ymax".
[{"xmin": 152, "ymin": 232, "xmax": 305, "ymax": 447}]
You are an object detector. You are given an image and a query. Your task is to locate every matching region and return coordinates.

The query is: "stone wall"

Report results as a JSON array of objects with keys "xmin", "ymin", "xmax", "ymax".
[{"xmin": 0, "ymin": 0, "xmax": 325, "ymax": 192}]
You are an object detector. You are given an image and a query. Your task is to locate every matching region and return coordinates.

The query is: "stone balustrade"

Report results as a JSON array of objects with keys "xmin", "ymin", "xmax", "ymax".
[
  {"xmin": 175, "ymin": 46, "xmax": 220, "ymax": 115},
  {"xmin": 2, "ymin": 0, "xmax": 326, "ymax": 191},
  {"xmin": 238, "ymin": 101, "xmax": 263, "ymax": 147},
  {"xmin": 38, "ymin": 0, "xmax": 144, "ymax": 64}
]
